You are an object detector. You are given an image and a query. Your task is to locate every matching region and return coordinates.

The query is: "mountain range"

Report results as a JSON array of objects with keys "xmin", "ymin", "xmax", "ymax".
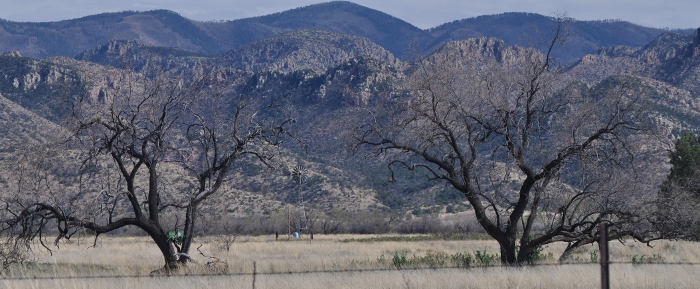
[
  {"xmin": 1, "ymin": 1, "xmax": 700, "ymax": 219},
  {"xmin": 0, "ymin": 1, "xmax": 694, "ymax": 62}
]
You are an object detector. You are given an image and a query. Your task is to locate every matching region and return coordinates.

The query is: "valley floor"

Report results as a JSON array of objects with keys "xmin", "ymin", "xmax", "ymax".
[{"xmin": 2, "ymin": 234, "xmax": 700, "ymax": 288}]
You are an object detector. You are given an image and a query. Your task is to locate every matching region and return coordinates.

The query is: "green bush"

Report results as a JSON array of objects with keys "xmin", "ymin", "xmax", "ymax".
[
  {"xmin": 590, "ymin": 250, "xmax": 599, "ymax": 263},
  {"xmin": 413, "ymin": 251, "xmax": 448, "ymax": 268},
  {"xmin": 474, "ymin": 250, "xmax": 499, "ymax": 266},
  {"xmin": 450, "ymin": 252, "xmax": 473, "ymax": 268},
  {"xmin": 632, "ymin": 254, "xmax": 665, "ymax": 266},
  {"xmin": 525, "ymin": 244, "xmax": 554, "ymax": 264},
  {"xmin": 381, "ymin": 250, "xmax": 477, "ymax": 269},
  {"xmin": 392, "ymin": 252, "xmax": 408, "ymax": 268}
]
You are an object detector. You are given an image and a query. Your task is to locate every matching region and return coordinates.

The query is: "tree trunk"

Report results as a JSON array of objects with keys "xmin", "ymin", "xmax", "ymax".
[
  {"xmin": 517, "ymin": 244, "xmax": 533, "ymax": 264},
  {"xmin": 558, "ymin": 239, "xmax": 595, "ymax": 263},
  {"xmin": 150, "ymin": 241, "xmax": 180, "ymax": 274},
  {"xmin": 140, "ymin": 223, "xmax": 180, "ymax": 274},
  {"xmin": 497, "ymin": 236, "xmax": 518, "ymax": 265},
  {"xmin": 558, "ymin": 246, "xmax": 577, "ymax": 263},
  {"xmin": 178, "ymin": 204, "xmax": 197, "ymax": 263}
]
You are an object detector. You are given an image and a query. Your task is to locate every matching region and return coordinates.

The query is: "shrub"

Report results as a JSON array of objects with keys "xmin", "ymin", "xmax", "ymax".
[
  {"xmin": 632, "ymin": 254, "xmax": 665, "ymax": 266},
  {"xmin": 380, "ymin": 250, "xmax": 475, "ymax": 269},
  {"xmin": 474, "ymin": 250, "xmax": 499, "ymax": 266},
  {"xmin": 392, "ymin": 252, "xmax": 408, "ymax": 268}
]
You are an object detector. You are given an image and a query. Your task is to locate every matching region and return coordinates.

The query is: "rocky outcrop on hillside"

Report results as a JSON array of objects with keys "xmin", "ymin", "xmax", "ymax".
[
  {"xmin": 222, "ymin": 30, "xmax": 399, "ymax": 74},
  {"xmin": 239, "ymin": 54, "xmax": 404, "ymax": 108},
  {"xmin": 74, "ymin": 40, "xmax": 214, "ymax": 77},
  {"xmin": 0, "ymin": 52, "xmax": 199, "ymax": 121},
  {"xmin": 429, "ymin": 37, "xmax": 536, "ymax": 66},
  {"xmin": 426, "ymin": 12, "xmax": 691, "ymax": 64},
  {"xmin": 313, "ymin": 56, "xmax": 404, "ymax": 105},
  {"xmin": 567, "ymin": 28, "xmax": 700, "ymax": 96},
  {"xmin": 635, "ymin": 76, "xmax": 700, "ymax": 134},
  {"xmin": 566, "ymin": 47, "xmax": 648, "ymax": 84},
  {"xmin": 655, "ymin": 28, "xmax": 700, "ymax": 93},
  {"xmin": 425, "ymin": 37, "xmax": 700, "ymax": 140},
  {"xmin": 0, "ymin": 54, "xmax": 85, "ymax": 121}
]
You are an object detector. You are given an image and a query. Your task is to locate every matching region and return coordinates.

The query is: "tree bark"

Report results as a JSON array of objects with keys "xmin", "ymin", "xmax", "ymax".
[
  {"xmin": 178, "ymin": 204, "xmax": 197, "ymax": 263},
  {"xmin": 497, "ymin": 236, "xmax": 518, "ymax": 265}
]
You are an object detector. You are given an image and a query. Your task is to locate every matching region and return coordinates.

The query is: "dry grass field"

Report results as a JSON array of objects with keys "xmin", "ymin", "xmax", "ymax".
[{"xmin": 2, "ymin": 234, "xmax": 700, "ymax": 288}]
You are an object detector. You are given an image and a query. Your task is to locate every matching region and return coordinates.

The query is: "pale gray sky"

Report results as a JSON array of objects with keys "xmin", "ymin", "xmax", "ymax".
[{"xmin": 0, "ymin": 0, "xmax": 697, "ymax": 30}]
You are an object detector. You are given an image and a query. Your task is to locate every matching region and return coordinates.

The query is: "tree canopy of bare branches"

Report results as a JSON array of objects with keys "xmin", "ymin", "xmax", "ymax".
[
  {"xmin": 357, "ymin": 19, "xmax": 666, "ymax": 265},
  {"xmin": 0, "ymin": 66, "xmax": 293, "ymax": 272}
]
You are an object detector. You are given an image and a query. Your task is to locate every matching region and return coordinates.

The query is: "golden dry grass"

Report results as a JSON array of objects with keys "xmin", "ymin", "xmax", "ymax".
[{"xmin": 2, "ymin": 234, "xmax": 700, "ymax": 288}]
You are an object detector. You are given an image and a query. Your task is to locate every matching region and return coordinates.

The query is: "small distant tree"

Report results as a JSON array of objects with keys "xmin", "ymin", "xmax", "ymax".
[
  {"xmin": 214, "ymin": 221, "xmax": 245, "ymax": 252},
  {"xmin": 0, "ymin": 66, "xmax": 293, "ymax": 272}
]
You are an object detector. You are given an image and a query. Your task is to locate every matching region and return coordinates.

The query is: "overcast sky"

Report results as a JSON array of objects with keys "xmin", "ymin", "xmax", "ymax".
[{"xmin": 0, "ymin": 0, "xmax": 697, "ymax": 30}]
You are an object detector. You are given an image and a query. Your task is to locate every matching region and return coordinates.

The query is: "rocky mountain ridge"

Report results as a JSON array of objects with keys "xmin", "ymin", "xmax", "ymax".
[
  {"xmin": 428, "ymin": 12, "xmax": 695, "ymax": 63},
  {"xmin": 0, "ymin": 2, "xmax": 693, "ymax": 63},
  {"xmin": 568, "ymin": 28, "xmax": 700, "ymax": 91}
]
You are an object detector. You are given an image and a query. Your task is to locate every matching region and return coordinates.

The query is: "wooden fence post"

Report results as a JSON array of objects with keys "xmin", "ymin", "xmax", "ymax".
[
  {"xmin": 252, "ymin": 261, "xmax": 257, "ymax": 289},
  {"xmin": 287, "ymin": 206, "xmax": 291, "ymax": 240},
  {"xmin": 599, "ymin": 222, "xmax": 609, "ymax": 289}
]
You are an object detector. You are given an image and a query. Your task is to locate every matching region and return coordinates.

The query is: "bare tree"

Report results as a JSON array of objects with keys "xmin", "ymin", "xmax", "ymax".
[
  {"xmin": 0, "ymin": 66, "xmax": 293, "ymax": 272},
  {"xmin": 320, "ymin": 217, "xmax": 343, "ymax": 234},
  {"xmin": 0, "ymin": 141, "xmax": 76, "ymax": 269},
  {"xmin": 213, "ymin": 221, "xmax": 245, "ymax": 252},
  {"xmin": 0, "ymin": 223, "xmax": 29, "ymax": 270},
  {"xmin": 357, "ymin": 19, "xmax": 665, "ymax": 265}
]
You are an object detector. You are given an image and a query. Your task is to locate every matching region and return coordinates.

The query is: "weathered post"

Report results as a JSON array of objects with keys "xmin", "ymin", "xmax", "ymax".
[
  {"xmin": 252, "ymin": 261, "xmax": 257, "ymax": 289},
  {"xmin": 288, "ymin": 206, "xmax": 291, "ymax": 240},
  {"xmin": 599, "ymin": 222, "xmax": 609, "ymax": 289}
]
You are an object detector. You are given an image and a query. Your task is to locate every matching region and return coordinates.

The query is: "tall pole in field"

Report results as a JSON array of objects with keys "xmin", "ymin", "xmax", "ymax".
[{"xmin": 292, "ymin": 165, "xmax": 309, "ymax": 235}]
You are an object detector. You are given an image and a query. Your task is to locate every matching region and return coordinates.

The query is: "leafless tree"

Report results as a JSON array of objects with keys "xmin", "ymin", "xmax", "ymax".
[
  {"xmin": 0, "ymin": 227, "xmax": 29, "ymax": 270},
  {"xmin": 656, "ymin": 180, "xmax": 700, "ymax": 240},
  {"xmin": 320, "ymin": 217, "xmax": 343, "ymax": 234},
  {"xmin": 357, "ymin": 18, "xmax": 666, "ymax": 265},
  {"xmin": 0, "ymin": 66, "xmax": 293, "ymax": 272},
  {"xmin": 214, "ymin": 221, "xmax": 245, "ymax": 252},
  {"xmin": 0, "ymin": 141, "xmax": 75, "ymax": 269}
]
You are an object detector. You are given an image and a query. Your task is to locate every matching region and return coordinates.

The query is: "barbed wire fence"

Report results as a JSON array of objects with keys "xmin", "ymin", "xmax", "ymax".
[
  {"xmin": 3, "ymin": 224, "xmax": 699, "ymax": 289},
  {"xmin": 2, "ymin": 260, "xmax": 700, "ymax": 280}
]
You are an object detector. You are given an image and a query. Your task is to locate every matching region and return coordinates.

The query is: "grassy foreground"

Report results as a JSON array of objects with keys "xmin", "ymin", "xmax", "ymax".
[{"xmin": 2, "ymin": 234, "xmax": 700, "ymax": 288}]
